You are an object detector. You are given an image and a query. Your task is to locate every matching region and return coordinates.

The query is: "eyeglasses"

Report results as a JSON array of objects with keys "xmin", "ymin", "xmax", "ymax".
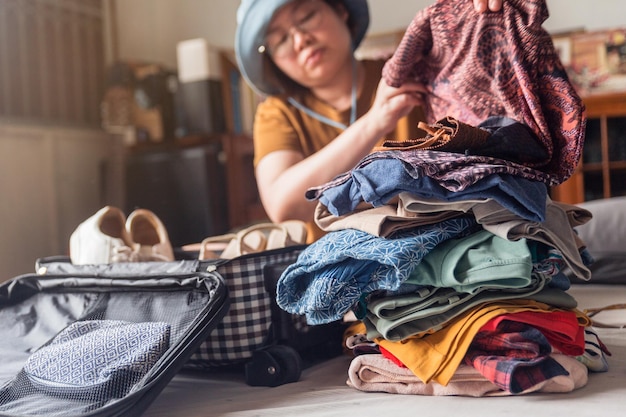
[{"xmin": 258, "ymin": 0, "xmax": 324, "ymax": 59}]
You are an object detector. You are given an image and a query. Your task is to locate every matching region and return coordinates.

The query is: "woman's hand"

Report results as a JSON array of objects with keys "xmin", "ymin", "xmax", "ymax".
[
  {"xmin": 364, "ymin": 78, "xmax": 426, "ymax": 138},
  {"xmin": 473, "ymin": 0, "xmax": 503, "ymax": 12}
]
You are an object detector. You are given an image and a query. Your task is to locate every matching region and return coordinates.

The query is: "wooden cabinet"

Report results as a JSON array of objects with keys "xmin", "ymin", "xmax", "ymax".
[
  {"xmin": 120, "ymin": 50, "xmax": 267, "ymax": 239},
  {"xmin": 219, "ymin": 133, "xmax": 268, "ymax": 229},
  {"xmin": 124, "ymin": 134, "xmax": 268, "ymax": 247},
  {"xmin": 218, "ymin": 50, "xmax": 268, "ymax": 229},
  {"xmin": 551, "ymin": 91, "xmax": 626, "ymax": 204},
  {"xmin": 125, "ymin": 136, "xmax": 230, "ymax": 246}
]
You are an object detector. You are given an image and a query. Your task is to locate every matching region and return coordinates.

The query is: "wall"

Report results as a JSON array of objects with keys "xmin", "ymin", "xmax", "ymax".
[
  {"xmin": 0, "ymin": 123, "xmax": 125, "ymax": 282},
  {"xmin": 113, "ymin": 0, "xmax": 626, "ymax": 70},
  {"xmin": 113, "ymin": 0, "xmax": 239, "ymax": 73}
]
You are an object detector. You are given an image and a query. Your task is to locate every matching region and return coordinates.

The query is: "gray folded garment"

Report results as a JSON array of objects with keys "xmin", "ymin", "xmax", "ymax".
[{"xmin": 23, "ymin": 320, "xmax": 170, "ymax": 399}]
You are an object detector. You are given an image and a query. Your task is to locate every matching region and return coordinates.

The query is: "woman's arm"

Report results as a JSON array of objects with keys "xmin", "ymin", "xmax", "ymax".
[
  {"xmin": 255, "ymin": 0, "xmax": 503, "ymax": 224},
  {"xmin": 256, "ymin": 79, "xmax": 425, "ymax": 223}
]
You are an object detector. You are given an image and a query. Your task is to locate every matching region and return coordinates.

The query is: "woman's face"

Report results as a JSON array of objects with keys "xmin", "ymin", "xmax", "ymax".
[{"xmin": 265, "ymin": 0, "xmax": 353, "ymax": 90}]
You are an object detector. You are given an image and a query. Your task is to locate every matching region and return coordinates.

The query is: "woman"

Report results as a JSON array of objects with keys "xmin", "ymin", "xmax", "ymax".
[{"xmin": 235, "ymin": 0, "xmax": 502, "ymax": 241}]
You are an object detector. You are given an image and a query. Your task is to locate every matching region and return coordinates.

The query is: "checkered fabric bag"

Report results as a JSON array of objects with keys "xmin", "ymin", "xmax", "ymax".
[{"xmin": 187, "ymin": 246, "xmax": 308, "ymax": 367}]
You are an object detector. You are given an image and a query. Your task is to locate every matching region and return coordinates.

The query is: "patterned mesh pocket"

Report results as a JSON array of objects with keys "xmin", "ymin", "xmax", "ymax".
[{"xmin": 24, "ymin": 320, "xmax": 170, "ymax": 398}]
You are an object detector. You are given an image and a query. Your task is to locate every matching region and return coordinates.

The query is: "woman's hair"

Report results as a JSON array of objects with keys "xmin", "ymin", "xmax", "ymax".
[
  {"xmin": 325, "ymin": 0, "xmax": 358, "ymax": 40},
  {"xmin": 265, "ymin": 0, "xmax": 358, "ymax": 96}
]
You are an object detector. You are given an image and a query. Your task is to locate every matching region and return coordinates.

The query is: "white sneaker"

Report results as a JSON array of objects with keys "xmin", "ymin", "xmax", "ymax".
[
  {"xmin": 126, "ymin": 208, "xmax": 175, "ymax": 262},
  {"xmin": 69, "ymin": 206, "xmax": 135, "ymax": 265}
]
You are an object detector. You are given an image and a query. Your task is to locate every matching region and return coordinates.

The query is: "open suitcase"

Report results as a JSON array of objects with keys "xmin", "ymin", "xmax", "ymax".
[
  {"xmin": 0, "ymin": 243, "xmax": 348, "ymax": 416},
  {"xmin": 0, "ymin": 260, "xmax": 229, "ymax": 417}
]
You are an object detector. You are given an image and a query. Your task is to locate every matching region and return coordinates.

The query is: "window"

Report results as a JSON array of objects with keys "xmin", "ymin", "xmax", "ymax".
[{"xmin": 0, "ymin": 0, "xmax": 105, "ymax": 127}]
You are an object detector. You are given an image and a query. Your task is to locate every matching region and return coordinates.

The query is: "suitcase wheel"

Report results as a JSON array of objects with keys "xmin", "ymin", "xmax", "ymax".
[{"xmin": 244, "ymin": 344, "xmax": 302, "ymax": 387}]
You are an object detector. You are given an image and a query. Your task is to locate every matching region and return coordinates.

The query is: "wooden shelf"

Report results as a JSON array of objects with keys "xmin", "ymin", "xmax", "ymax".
[
  {"xmin": 580, "ymin": 91, "xmax": 626, "ymax": 117},
  {"xmin": 552, "ymin": 91, "xmax": 626, "ymax": 203}
]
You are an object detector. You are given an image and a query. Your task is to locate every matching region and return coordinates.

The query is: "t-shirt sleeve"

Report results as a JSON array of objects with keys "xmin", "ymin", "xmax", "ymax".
[{"xmin": 253, "ymin": 97, "xmax": 304, "ymax": 167}]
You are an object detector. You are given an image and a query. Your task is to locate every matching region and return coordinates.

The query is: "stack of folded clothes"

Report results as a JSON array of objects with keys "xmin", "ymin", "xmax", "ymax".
[
  {"xmin": 275, "ymin": 0, "xmax": 611, "ymax": 397},
  {"xmin": 277, "ymin": 150, "xmax": 610, "ymax": 396}
]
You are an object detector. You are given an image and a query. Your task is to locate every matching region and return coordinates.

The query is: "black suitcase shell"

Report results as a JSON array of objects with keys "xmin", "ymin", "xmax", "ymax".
[{"xmin": 0, "ymin": 260, "xmax": 229, "ymax": 417}]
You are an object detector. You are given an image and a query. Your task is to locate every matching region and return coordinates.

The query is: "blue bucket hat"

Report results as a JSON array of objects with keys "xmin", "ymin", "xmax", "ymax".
[{"xmin": 235, "ymin": 0, "xmax": 370, "ymax": 96}]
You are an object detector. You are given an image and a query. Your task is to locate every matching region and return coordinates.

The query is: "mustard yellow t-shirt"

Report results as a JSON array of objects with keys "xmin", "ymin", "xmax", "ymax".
[{"xmin": 252, "ymin": 59, "xmax": 424, "ymax": 241}]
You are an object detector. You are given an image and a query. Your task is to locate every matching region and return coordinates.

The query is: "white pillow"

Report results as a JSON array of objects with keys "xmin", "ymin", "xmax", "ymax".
[
  {"xmin": 572, "ymin": 196, "xmax": 626, "ymax": 284},
  {"xmin": 575, "ymin": 196, "xmax": 626, "ymax": 252}
]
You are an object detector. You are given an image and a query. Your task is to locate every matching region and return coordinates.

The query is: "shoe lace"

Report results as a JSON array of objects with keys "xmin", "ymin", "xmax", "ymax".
[
  {"xmin": 111, "ymin": 245, "xmax": 172, "ymax": 263},
  {"xmin": 416, "ymin": 121, "xmax": 454, "ymax": 147}
]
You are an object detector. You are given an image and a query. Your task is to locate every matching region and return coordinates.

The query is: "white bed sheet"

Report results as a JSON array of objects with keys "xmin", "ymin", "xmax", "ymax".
[{"xmin": 145, "ymin": 284, "xmax": 626, "ymax": 417}]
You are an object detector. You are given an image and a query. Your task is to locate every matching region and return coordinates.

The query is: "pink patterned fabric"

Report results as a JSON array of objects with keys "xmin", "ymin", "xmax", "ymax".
[{"xmin": 382, "ymin": 0, "xmax": 585, "ymax": 184}]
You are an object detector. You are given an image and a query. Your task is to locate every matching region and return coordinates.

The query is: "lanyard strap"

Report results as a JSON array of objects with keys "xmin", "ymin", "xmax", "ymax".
[{"xmin": 287, "ymin": 58, "xmax": 357, "ymax": 131}]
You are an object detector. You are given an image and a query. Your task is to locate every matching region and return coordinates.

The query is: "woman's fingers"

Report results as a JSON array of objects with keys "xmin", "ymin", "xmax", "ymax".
[
  {"xmin": 473, "ymin": 0, "xmax": 502, "ymax": 12},
  {"xmin": 397, "ymin": 81, "xmax": 428, "ymax": 95},
  {"xmin": 378, "ymin": 79, "xmax": 427, "ymax": 100},
  {"xmin": 473, "ymin": 0, "xmax": 488, "ymax": 12},
  {"xmin": 488, "ymin": 0, "xmax": 503, "ymax": 11}
]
